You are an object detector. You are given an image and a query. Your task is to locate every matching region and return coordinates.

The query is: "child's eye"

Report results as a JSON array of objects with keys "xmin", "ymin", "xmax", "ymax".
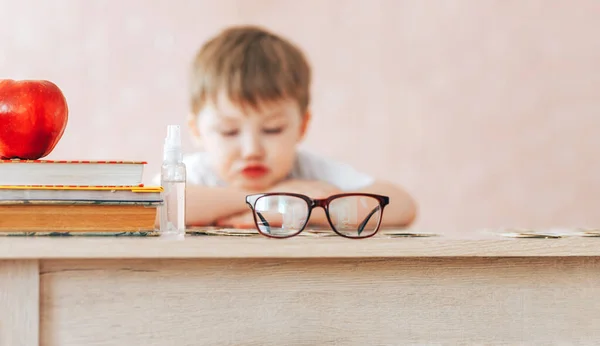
[
  {"xmin": 263, "ymin": 127, "xmax": 285, "ymax": 135},
  {"xmin": 219, "ymin": 129, "xmax": 239, "ymax": 137}
]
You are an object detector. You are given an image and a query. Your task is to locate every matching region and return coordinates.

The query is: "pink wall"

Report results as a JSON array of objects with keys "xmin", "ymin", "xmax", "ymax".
[{"xmin": 1, "ymin": 0, "xmax": 599, "ymax": 232}]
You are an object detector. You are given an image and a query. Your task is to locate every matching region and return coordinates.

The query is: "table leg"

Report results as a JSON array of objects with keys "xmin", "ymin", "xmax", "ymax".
[{"xmin": 0, "ymin": 260, "xmax": 39, "ymax": 346}]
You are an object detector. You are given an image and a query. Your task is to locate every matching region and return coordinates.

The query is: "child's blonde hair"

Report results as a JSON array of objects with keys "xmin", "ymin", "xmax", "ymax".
[{"xmin": 189, "ymin": 25, "xmax": 311, "ymax": 116}]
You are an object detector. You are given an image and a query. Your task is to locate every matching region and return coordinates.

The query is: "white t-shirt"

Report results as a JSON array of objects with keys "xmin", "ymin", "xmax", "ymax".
[{"xmin": 155, "ymin": 150, "xmax": 374, "ymax": 191}]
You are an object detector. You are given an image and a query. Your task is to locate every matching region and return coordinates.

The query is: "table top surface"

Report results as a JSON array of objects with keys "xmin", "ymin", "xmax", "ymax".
[{"xmin": 0, "ymin": 228, "xmax": 599, "ymax": 259}]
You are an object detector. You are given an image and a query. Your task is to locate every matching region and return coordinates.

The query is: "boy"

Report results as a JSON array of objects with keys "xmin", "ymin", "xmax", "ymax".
[{"xmin": 175, "ymin": 25, "xmax": 416, "ymax": 228}]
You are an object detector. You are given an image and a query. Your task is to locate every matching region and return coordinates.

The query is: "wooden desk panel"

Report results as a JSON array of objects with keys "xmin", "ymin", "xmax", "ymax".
[{"xmin": 39, "ymin": 257, "xmax": 600, "ymax": 345}]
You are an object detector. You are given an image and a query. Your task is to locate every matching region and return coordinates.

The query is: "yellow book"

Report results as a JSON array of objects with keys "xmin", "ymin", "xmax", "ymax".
[{"xmin": 0, "ymin": 201, "xmax": 159, "ymax": 233}]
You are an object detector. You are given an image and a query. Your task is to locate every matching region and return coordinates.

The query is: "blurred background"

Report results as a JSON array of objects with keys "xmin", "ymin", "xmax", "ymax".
[{"xmin": 0, "ymin": 0, "xmax": 598, "ymax": 232}]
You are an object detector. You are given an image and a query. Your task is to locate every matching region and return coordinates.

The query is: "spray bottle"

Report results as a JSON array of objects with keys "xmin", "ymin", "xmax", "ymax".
[{"xmin": 159, "ymin": 125, "xmax": 186, "ymax": 238}]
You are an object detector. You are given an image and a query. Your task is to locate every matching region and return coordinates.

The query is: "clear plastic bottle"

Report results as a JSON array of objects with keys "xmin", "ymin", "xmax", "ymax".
[{"xmin": 159, "ymin": 125, "xmax": 186, "ymax": 238}]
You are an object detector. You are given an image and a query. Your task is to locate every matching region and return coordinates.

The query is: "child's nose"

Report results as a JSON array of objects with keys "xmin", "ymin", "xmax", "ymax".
[{"xmin": 241, "ymin": 134, "xmax": 265, "ymax": 159}]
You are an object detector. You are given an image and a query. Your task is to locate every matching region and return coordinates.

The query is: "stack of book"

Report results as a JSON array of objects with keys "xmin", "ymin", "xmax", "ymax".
[{"xmin": 0, "ymin": 160, "xmax": 162, "ymax": 234}]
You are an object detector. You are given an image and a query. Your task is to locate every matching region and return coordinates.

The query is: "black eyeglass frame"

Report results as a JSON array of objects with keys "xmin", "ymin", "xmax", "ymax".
[{"xmin": 245, "ymin": 192, "xmax": 390, "ymax": 239}]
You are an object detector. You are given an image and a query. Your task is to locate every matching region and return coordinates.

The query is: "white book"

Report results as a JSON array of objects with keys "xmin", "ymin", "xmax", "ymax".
[{"xmin": 0, "ymin": 160, "xmax": 145, "ymax": 186}]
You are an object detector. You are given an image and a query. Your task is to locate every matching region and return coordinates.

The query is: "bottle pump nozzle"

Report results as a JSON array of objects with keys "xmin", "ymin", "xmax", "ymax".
[{"xmin": 163, "ymin": 125, "xmax": 183, "ymax": 162}]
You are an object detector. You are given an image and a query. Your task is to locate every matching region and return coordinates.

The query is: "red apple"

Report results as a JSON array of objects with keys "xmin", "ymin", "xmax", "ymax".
[{"xmin": 0, "ymin": 79, "xmax": 69, "ymax": 160}]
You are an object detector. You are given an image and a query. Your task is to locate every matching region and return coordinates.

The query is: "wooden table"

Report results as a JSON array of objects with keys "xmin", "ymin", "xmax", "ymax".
[{"xmin": 1, "ymin": 232, "xmax": 600, "ymax": 345}]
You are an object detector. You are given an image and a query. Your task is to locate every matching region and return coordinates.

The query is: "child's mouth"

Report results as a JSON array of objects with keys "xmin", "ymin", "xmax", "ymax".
[{"xmin": 241, "ymin": 165, "xmax": 269, "ymax": 179}]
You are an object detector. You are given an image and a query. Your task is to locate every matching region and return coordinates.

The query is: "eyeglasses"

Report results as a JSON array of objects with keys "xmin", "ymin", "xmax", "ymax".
[{"xmin": 245, "ymin": 193, "xmax": 390, "ymax": 239}]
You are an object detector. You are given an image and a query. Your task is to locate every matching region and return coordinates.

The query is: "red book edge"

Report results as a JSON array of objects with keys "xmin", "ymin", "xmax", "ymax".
[{"xmin": 0, "ymin": 160, "xmax": 147, "ymax": 164}]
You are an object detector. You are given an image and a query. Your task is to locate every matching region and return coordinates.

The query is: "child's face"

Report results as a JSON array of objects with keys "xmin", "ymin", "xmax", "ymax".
[{"xmin": 191, "ymin": 93, "xmax": 309, "ymax": 191}]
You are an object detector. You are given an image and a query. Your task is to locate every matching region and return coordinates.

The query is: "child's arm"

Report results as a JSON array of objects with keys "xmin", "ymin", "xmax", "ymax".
[
  {"xmin": 185, "ymin": 185, "xmax": 252, "ymax": 226},
  {"xmin": 271, "ymin": 179, "xmax": 417, "ymax": 228},
  {"xmin": 355, "ymin": 180, "xmax": 417, "ymax": 227},
  {"xmin": 215, "ymin": 179, "xmax": 417, "ymax": 229}
]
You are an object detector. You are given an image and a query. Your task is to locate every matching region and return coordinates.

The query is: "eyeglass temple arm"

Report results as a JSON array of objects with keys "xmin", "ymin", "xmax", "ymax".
[
  {"xmin": 256, "ymin": 211, "xmax": 271, "ymax": 233},
  {"xmin": 357, "ymin": 205, "xmax": 381, "ymax": 235}
]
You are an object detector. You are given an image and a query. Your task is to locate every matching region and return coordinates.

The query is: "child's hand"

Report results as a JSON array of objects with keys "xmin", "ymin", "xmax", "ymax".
[
  {"xmin": 216, "ymin": 180, "xmax": 341, "ymax": 229},
  {"xmin": 268, "ymin": 179, "xmax": 341, "ymax": 198},
  {"xmin": 215, "ymin": 211, "xmax": 256, "ymax": 229},
  {"xmin": 217, "ymin": 209, "xmax": 331, "ymax": 230}
]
